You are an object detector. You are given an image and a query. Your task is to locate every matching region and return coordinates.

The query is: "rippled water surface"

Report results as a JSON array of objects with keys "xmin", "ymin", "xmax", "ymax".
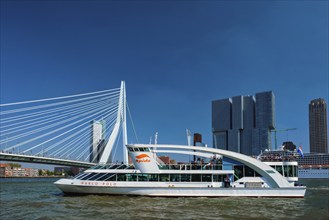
[{"xmin": 0, "ymin": 178, "xmax": 328, "ymax": 219}]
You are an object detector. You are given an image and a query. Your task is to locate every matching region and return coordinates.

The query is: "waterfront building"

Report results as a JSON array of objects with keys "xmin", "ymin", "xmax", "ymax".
[
  {"xmin": 0, "ymin": 163, "xmax": 39, "ymax": 177},
  {"xmin": 309, "ymin": 98, "xmax": 328, "ymax": 153},
  {"xmin": 24, "ymin": 168, "xmax": 39, "ymax": 177},
  {"xmin": 0, "ymin": 164, "xmax": 7, "ymax": 177},
  {"xmin": 212, "ymin": 91, "xmax": 275, "ymax": 156}
]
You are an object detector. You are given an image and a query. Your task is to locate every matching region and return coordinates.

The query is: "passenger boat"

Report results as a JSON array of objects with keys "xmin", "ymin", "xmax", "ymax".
[{"xmin": 55, "ymin": 144, "xmax": 306, "ymax": 197}]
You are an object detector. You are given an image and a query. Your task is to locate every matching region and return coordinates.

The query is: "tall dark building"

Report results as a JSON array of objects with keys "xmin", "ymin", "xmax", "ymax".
[
  {"xmin": 309, "ymin": 98, "xmax": 328, "ymax": 153},
  {"xmin": 212, "ymin": 91, "xmax": 275, "ymax": 156}
]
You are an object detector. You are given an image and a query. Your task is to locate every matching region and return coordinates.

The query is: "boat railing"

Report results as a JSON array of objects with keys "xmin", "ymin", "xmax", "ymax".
[{"xmin": 158, "ymin": 163, "xmax": 222, "ymax": 170}]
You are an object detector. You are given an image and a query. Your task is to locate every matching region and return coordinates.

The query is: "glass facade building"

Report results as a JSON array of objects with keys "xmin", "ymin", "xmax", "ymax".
[
  {"xmin": 212, "ymin": 91, "xmax": 275, "ymax": 156},
  {"xmin": 309, "ymin": 98, "xmax": 328, "ymax": 153}
]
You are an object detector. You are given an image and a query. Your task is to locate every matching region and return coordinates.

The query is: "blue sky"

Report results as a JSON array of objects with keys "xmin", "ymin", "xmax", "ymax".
[{"xmin": 1, "ymin": 0, "xmax": 328, "ymax": 161}]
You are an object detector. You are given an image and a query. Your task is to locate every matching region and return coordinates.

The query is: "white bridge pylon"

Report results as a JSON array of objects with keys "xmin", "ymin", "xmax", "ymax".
[{"xmin": 99, "ymin": 81, "xmax": 128, "ymax": 164}]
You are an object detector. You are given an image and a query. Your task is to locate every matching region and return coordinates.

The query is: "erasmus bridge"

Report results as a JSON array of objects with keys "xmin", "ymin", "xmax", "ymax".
[{"xmin": 0, "ymin": 81, "xmax": 135, "ymax": 168}]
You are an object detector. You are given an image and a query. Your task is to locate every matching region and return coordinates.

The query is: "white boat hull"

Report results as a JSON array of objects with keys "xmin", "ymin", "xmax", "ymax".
[{"xmin": 55, "ymin": 179, "xmax": 306, "ymax": 198}]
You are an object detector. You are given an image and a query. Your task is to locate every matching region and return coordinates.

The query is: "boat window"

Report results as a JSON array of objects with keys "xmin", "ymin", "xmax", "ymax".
[
  {"xmin": 294, "ymin": 165, "xmax": 298, "ymax": 177},
  {"xmin": 144, "ymin": 148, "xmax": 150, "ymax": 152},
  {"xmin": 212, "ymin": 174, "xmax": 219, "ymax": 182},
  {"xmin": 88, "ymin": 173, "xmax": 107, "ymax": 181},
  {"xmin": 148, "ymin": 174, "xmax": 159, "ymax": 182},
  {"xmin": 97, "ymin": 173, "xmax": 114, "ymax": 181},
  {"xmin": 212, "ymin": 174, "xmax": 224, "ymax": 182},
  {"xmin": 127, "ymin": 174, "xmax": 137, "ymax": 181},
  {"xmin": 255, "ymin": 171, "xmax": 261, "ymax": 177},
  {"xmin": 191, "ymin": 174, "xmax": 201, "ymax": 182},
  {"xmin": 128, "ymin": 147, "xmax": 134, "ymax": 152},
  {"xmin": 202, "ymin": 174, "xmax": 212, "ymax": 182},
  {"xmin": 133, "ymin": 148, "xmax": 139, "ymax": 152},
  {"xmin": 276, "ymin": 166, "xmax": 283, "ymax": 175},
  {"xmin": 139, "ymin": 148, "xmax": 145, "ymax": 152},
  {"xmin": 286, "ymin": 165, "xmax": 294, "ymax": 177},
  {"xmin": 159, "ymin": 174, "xmax": 169, "ymax": 182},
  {"xmin": 181, "ymin": 174, "xmax": 191, "ymax": 182},
  {"xmin": 74, "ymin": 173, "xmax": 87, "ymax": 179},
  {"xmin": 104, "ymin": 174, "xmax": 117, "ymax": 181},
  {"xmin": 284, "ymin": 165, "xmax": 289, "ymax": 177},
  {"xmin": 170, "ymin": 174, "xmax": 180, "ymax": 182},
  {"xmin": 138, "ymin": 174, "xmax": 148, "ymax": 181},
  {"xmin": 80, "ymin": 173, "xmax": 95, "ymax": 180},
  {"xmin": 245, "ymin": 166, "xmax": 255, "ymax": 177},
  {"xmin": 234, "ymin": 165, "xmax": 244, "ymax": 180},
  {"xmin": 117, "ymin": 174, "xmax": 127, "ymax": 181}
]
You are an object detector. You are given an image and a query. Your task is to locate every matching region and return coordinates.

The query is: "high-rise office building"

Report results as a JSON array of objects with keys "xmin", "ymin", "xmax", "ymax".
[
  {"xmin": 90, "ymin": 120, "xmax": 106, "ymax": 163},
  {"xmin": 212, "ymin": 91, "xmax": 275, "ymax": 156},
  {"xmin": 309, "ymin": 98, "xmax": 328, "ymax": 153},
  {"xmin": 252, "ymin": 91, "xmax": 275, "ymax": 155}
]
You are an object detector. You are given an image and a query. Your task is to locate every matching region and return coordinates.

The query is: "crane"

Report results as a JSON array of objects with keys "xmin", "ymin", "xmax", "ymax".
[{"xmin": 271, "ymin": 128, "xmax": 297, "ymax": 150}]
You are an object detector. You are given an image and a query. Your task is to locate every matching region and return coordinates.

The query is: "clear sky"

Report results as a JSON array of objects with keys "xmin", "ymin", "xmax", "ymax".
[{"xmin": 1, "ymin": 0, "xmax": 328, "ymax": 160}]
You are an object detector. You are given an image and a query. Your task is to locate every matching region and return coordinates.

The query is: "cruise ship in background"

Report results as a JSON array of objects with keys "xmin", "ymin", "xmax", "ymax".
[{"xmin": 297, "ymin": 153, "xmax": 329, "ymax": 179}]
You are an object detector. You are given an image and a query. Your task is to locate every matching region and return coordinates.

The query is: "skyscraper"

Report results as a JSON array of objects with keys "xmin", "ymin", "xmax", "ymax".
[
  {"xmin": 309, "ymin": 98, "xmax": 328, "ymax": 153},
  {"xmin": 212, "ymin": 91, "xmax": 275, "ymax": 156},
  {"xmin": 90, "ymin": 120, "xmax": 106, "ymax": 163},
  {"xmin": 252, "ymin": 91, "xmax": 275, "ymax": 155}
]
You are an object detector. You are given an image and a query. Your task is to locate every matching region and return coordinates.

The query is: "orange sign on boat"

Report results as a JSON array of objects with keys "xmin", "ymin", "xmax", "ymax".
[{"xmin": 135, "ymin": 154, "xmax": 151, "ymax": 163}]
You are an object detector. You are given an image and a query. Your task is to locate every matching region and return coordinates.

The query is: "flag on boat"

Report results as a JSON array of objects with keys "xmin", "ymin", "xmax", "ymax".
[{"xmin": 297, "ymin": 146, "xmax": 304, "ymax": 158}]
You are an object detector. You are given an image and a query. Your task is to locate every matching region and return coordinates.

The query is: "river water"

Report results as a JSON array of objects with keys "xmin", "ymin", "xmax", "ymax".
[{"xmin": 0, "ymin": 178, "xmax": 328, "ymax": 220}]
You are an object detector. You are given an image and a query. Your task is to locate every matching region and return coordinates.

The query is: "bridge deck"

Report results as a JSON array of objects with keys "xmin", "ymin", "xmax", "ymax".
[{"xmin": 0, "ymin": 153, "xmax": 95, "ymax": 168}]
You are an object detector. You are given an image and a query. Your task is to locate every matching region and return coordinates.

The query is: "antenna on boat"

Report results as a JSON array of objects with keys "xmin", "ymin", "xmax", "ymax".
[
  {"xmin": 155, "ymin": 132, "xmax": 158, "ymax": 145},
  {"xmin": 186, "ymin": 129, "xmax": 192, "ymax": 146}
]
